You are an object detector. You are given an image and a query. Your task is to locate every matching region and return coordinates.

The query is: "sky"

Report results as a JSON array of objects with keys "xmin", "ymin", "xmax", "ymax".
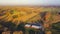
[{"xmin": 0, "ymin": 0, "xmax": 60, "ymax": 6}]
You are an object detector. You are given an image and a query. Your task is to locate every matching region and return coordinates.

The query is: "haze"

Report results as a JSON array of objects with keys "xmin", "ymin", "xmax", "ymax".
[{"xmin": 0, "ymin": 0, "xmax": 60, "ymax": 6}]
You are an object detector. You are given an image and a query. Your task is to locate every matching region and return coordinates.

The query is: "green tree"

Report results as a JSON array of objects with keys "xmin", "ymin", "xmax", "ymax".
[
  {"xmin": 51, "ymin": 22, "xmax": 60, "ymax": 34},
  {"xmin": 0, "ymin": 21, "xmax": 16, "ymax": 34},
  {"xmin": 6, "ymin": 21, "xmax": 16, "ymax": 34},
  {"xmin": 17, "ymin": 22, "xmax": 25, "ymax": 34}
]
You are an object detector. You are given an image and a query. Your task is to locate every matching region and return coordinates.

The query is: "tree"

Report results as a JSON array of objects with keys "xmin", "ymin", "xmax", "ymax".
[
  {"xmin": 0, "ymin": 24, "xmax": 4, "ymax": 34},
  {"xmin": 17, "ymin": 22, "xmax": 25, "ymax": 34},
  {"xmin": 0, "ymin": 21, "xmax": 16, "ymax": 34},
  {"xmin": 51, "ymin": 22, "xmax": 60, "ymax": 34},
  {"xmin": 6, "ymin": 21, "xmax": 16, "ymax": 34}
]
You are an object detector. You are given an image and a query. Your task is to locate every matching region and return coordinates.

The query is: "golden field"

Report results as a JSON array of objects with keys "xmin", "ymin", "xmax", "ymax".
[
  {"xmin": 0, "ymin": 6, "xmax": 60, "ymax": 23},
  {"xmin": 0, "ymin": 6, "xmax": 60, "ymax": 34}
]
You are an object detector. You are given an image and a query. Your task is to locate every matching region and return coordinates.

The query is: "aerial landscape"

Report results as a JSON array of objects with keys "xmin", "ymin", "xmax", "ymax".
[{"xmin": 0, "ymin": 6, "xmax": 60, "ymax": 34}]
